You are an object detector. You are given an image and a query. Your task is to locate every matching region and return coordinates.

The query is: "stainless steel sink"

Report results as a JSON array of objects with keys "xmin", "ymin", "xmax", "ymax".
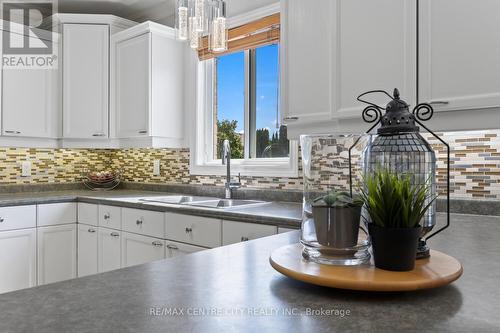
[
  {"xmin": 183, "ymin": 199, "xmax": 268, "ymax": 209},
  {"xmin": 139, "ymin": 195, "xmax": 215, "ymax": 205}
]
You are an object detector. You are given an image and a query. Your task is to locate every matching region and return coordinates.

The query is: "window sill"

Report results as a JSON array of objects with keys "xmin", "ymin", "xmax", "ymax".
[{"xmin": 190, "ymin": 142, "xmax": 299, "ymax": 178}]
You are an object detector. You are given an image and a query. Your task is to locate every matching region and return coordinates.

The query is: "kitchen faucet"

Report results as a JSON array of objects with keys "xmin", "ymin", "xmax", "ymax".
[{"xmin": 222, "ymin": 139, "xmax": 241, "ymax": 199}]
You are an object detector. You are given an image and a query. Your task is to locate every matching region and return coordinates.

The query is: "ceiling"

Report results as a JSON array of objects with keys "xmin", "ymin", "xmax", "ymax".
[{"xmin": 58, "ymin": 0, "xmax": 278, "ymax": 26}]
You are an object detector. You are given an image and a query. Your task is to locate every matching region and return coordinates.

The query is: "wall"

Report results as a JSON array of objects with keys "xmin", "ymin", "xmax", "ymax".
[{"xmin": 0, "ymin": 130, "xmax": 499, "ymax": 199}]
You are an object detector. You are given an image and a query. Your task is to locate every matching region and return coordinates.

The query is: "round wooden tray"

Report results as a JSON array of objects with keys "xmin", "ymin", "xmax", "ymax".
[{"xmin": 270, "ymin": 243, "xmax": 463, "ymax": 291}]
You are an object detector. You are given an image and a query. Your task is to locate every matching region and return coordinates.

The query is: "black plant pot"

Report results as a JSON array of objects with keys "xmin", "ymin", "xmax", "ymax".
[{"xmin": 368, "ymin": 224, "xmax": 422, "ymax": 272}]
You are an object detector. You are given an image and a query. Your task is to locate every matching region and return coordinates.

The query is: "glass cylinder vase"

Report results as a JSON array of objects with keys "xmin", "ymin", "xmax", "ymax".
[{"xmin": 300, "ymin": 134, "xmax": 370, "ymax": 266}]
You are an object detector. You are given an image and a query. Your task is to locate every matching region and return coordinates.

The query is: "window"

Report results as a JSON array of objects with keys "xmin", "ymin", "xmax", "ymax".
[
  {"xmin": 213, "ymin": 44, "xmax": 289, "ymax": 160},
  {"xmin": 191, "ymin": 12, "xmax": 298, "ymax": 177}
]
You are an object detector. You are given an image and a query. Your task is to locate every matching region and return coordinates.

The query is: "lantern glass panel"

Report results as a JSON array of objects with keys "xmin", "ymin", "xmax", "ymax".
[{"xmin": 363, "ymin": 132, "xmax": 437, "ymax": 235}]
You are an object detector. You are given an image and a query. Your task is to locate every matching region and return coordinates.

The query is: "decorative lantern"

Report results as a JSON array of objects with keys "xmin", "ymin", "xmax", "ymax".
[{"xmin": 349, "ymin": 89, "xmax": 450, "ymax": 258}]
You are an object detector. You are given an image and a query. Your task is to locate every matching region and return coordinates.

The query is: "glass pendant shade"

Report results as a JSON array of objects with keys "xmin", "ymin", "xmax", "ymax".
[
  {"xmin": 209, "ymin": 1, "xmax": 228, "ymax": 53},
  {"xmin": 176, "ymin": 0, "xmax": 189, "ymax": 40},
  {"xmin": 189, "ymin": 16, "xmax": 199, "ymax": 49},
  {"xmin": 194, "ymin": 0, "xmax": 206, "ymax": 32}
]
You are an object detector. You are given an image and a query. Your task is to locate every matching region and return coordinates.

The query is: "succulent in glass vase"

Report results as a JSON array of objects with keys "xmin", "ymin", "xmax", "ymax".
[{"xmin": 311, "ymin": 189, "xmax": 364, "ymax": 248}]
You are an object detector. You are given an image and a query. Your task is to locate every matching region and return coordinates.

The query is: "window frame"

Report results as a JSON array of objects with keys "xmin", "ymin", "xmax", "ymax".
[{"xmin": 190, "ymin": 48, "xmax": 299, "ymax": 178}]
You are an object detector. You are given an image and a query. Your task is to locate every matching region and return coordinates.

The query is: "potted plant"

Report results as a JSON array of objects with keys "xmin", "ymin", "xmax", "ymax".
[
  {"xmin": 312, "ymin": 190, "xmax": 363, "ymax": 248},
  {"xmin": 360, "ymin": 169, "xmax": 436, "ymax": 271}
]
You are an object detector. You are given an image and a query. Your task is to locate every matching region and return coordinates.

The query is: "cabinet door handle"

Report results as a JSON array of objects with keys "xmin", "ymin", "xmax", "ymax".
[
  {"xmin": 136, "ymin": 218, "xmax": 143, "ymax": 225},
  {"xmin": 88, "ymin": 228, "xmax": 96, "ymax": 233},
  {"xmin": 104, "ymin": 213, "xmax": 110, "ymax": 220},
  {"xmin": 138, "ymin": 130, "xmax": 148, "ymax": 134},
  {"xmin": 152, "ymin": 241, "xmax": 163, "ymax": 247},
  {"xmin": 185, "ymin": 227, "xmax": 193, "ymax": 233},
  {"xmin": 283, "ymin": 116, "xmax": 299, "ymax": 121},
  {"xmin": 0, "ymin": 217, "xmax": 4, "ymax": 223},
  {"xmin": 241, "ymin": 236, "xmax": 249, "ymax": 242},
  {"xmin": 166, "ymin": 244, "xmax": 179, "ymax": 250},
  {"xmin": 92, "ymin": 133, "xmax": 106, "ymax": 137},
  {"xmin": 428, "ymin": 101, "xmax": 449, "ymax": 105},
  {"xmin": 5, "ymin": 130, "xmax": 21, "ymax": 134},
  {"xmin": 110, "ymin": 232, "xmax": 120, "ymax": 237}
]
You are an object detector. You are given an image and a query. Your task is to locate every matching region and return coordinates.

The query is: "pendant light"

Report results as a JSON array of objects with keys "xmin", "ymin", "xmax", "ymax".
[{"xmin": 175, "ymin": 0, "xmax": 228, "ymax": 53}]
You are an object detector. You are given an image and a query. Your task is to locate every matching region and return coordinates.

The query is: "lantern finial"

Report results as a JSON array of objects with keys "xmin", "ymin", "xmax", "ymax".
[{"xmin": 393, "ymin": 88, "xmax": 400, "ymax": 100}]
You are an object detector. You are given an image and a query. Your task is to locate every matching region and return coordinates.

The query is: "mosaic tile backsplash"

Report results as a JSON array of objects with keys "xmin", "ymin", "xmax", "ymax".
[{"xmin": 0, "ymin": 130, "xmax": 499, "ymax": 199}]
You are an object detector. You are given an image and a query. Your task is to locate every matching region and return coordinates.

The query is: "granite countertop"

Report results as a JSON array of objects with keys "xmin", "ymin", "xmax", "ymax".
[
  {"xmin": 0, "ymin": 213, "xmax": 498, "ymax": 332},
  {"xmin": 0, "ymin": 190, "xmax": 302, "ymax": 227}
]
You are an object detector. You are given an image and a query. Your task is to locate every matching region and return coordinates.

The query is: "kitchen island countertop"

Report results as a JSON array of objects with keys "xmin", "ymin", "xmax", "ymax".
[{"xmin": 0, "ymin": 213, "xmax": 499, "ymax": 332}]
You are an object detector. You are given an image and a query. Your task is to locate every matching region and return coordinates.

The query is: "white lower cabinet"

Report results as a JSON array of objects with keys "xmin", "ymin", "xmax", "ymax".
[
  {"xmin": 37, "ymin": 224, "xmax": 77, "ymax": 285},
  {"xmin": 77, "ymin": 224, "xmax": 98, "ymax": 277},
  {"xmin": 222, "ymin": 221, "xmax": 277, "ymax": 246},
  {"xmin": 121, "ymin": 232, "xmax": 165, "ymax": 268},
  {"xmin": 0, "ymin": 228, "xmax": 37, "ymax": 293},
  {"xmin": 98, "ymin": 227, "xmax": 122, "ymax": 273},
  {"xmin": 165, "ymin": 241, "xmax": 206, "ymax": 258}
]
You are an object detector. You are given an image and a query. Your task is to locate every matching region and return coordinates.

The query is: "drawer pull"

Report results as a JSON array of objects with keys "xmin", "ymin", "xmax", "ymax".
[
  {"xmin": 0, "ymin": 217, "xmax": 4, "ymax": 223},
  {"xmin": 152, "ymin": 241, "xmax": 163, "ymax": 247},
  {"xmin": 185, "ymin": 227, "xmax": 193, "ymax": 233},
  {"xmin": 167, "ymin": 244, "xmax": 179, "ymax": 250},
  {"xmin": 110, "ymin": 232, "xmax": 120, "ymax": 238},
  {"xmin": 283, "ymin": 116, "xmax": 299, "ymax": 121},
  {"xmin": 92, "ymin": 132, "xmax": 106, "ymax": 137},
  {"xmin": 138, "ymin": 130, "xmax": 148, "ymax": 134},
  {"xmin": 136, "ymin": 218, "xmax": 143, "ymax": 225},
  {"xmin": 5, "ymin": 130, "xmax": 21, "ymax": 134},
  {"xmin": 103, "ymin": 213, "xmax": 110, "ymax": 220},
  {"xmin": 88, "ymin": 228, "xmax": 96, "ymax": 233},
  {"xmin": 241, "ymin": 237, "xmax": 249, "ymax": 242}
]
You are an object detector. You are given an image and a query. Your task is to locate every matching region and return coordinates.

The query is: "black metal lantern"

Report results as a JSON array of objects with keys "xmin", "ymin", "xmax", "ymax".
[{"xmin": 349, "ymin": 88, "xmax": 450, "ymax": 259}]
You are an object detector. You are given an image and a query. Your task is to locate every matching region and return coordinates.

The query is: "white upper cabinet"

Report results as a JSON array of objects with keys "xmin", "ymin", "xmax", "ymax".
[
  {"xmin": 418, "ymin": 0, "xmax": 500, "ymax": 117},
  {"xmin": 281, "ymin": 0, "xmax": 416, "ymax": 137},
  {"xmin": 111, "ymin": 22, "xmax": 185, "ymax": 147},
  {"xmin": 1, "ymin": 32, "xmax": 60, "ymax": 139},
  {"xmin": 281, "ymin": 0, "xmax": 416, "ymax": 136},
  {"xmin": 62, "ymin": 23, "xmax": 109, "ymax": 139}
]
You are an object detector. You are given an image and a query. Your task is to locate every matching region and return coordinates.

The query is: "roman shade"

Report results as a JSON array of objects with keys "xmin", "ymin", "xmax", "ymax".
[{"xmin": 198, "ymin": 13, "xmax": 280, "ymax": 60}]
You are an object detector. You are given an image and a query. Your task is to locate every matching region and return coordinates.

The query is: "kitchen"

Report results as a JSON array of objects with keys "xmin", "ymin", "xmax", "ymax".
[{"xmin": 0, "ymin": 0, "xmax": 499, "ymax": 332}]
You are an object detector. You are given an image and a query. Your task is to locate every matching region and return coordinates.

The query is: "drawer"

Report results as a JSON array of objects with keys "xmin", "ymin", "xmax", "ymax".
[
  {"xmin": 98, "ymin": 205, "xmax": 122, "ymax": 230},
  {"xmin": 0, "ymin": 205, "xmax": 37, "ymax": 231},
  {"xmin": 78, "ymin": 203, "xmax": 98, "ymax": 226},
  {"xmin": 165, "ymin": 240, "xmax": 206, "ymax": 258},
  {"xmin": 38, "ymin": 203, "xmax": 77, "ymax": 227},
  {"xmin": 222, "ymin": 220, "xmax": 277, "ymax": 246},
  {"xmin": 122, "ymin": 208, "xmax": 165, "ymax": 238},
  {"xmin": 165, "ymin": 213, "xmax": 221, "ymax": 248}
]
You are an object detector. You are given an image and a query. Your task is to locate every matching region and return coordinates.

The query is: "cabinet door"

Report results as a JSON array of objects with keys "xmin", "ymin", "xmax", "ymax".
[
  {"xmin": 281, "ymin": 0, "xmax": 416, "ymax": 135},
  {"xmin": 121, "ymin": 232, "xmax": 165, "ymax": 268},
  {"xmin": 222, "ymin": 221, "xmax": 277, "ymax": 246},
  {"xmin": 165, "ymin": 241, "xmax": 206, "ymax": 259},
  {"xmin": 2, "ymin": 32, "xmax": 59, "ymax": 138},
  {"xmin": 281, "ymin": 0, "xmax": 335, "ymax": 125},
  {"xmin": 37, "ymin": 224, "xmax": 77, "ymax": 285},
  {"xmin": 0, "ymin": 229, "xmax": 37, "ymax": 293},
  {"xmin": 419, "ymin": 0, "xmax": 500, "ymax": 112},
  {"xmin": 98, "ymin": 227, "xmax": 121, "ymax": 273},
  {"xmin": 113, "ymin": 33, "xmax": 150, "ymax": 138},
  {"xmin": 63, "ymin": 24, "xmax": 109, "ymax": 138},
  {"xmin": 77, "ymin": 224, "xmax": 98, "ymax": 277}
]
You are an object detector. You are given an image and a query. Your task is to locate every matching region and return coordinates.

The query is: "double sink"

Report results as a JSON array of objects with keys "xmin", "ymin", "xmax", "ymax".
[{"xmin": 139, "ymin": 195, "xmax": 268, "ymax": 209}]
